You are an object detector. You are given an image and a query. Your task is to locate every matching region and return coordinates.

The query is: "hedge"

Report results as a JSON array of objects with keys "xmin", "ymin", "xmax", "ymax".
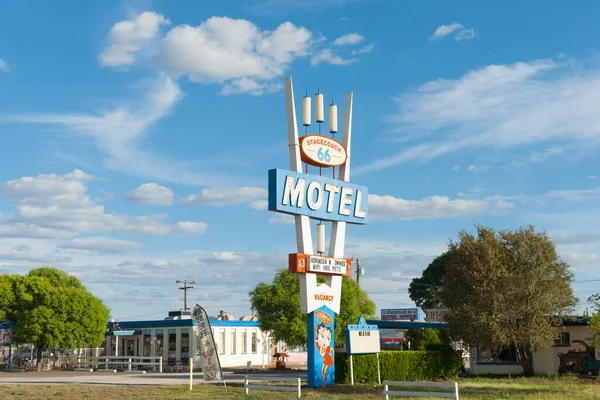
[{"xmin": 335, "ymin": 348, "xmax": 463, "ymax": 384}]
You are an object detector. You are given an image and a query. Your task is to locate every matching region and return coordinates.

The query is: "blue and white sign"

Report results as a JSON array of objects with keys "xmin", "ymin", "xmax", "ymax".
[
  {"xmin": 345, "ymin": 315, "xmax": 380, "ymax": 355},
  {"xmin": 268, "ymin": 168, "xmax": 368, "ymax": 224},
  {"xmin": 381, "ymin": 308, "xmax": 421, "ymax": 321}
]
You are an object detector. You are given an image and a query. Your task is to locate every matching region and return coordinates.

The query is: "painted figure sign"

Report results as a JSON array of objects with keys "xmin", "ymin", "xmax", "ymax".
[{"xmin": 308, "ymin": 306, "xmax": 335, "ymax": 387}]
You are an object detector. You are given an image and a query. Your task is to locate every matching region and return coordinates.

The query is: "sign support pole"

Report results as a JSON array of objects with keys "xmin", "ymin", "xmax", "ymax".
[
  {"xmin": 377, "ymin": 353, "xmax": 381, "ymax": 385},
  {"xmin": 350, "ymin": 354, "xmax": 354, "ymax": 385}
]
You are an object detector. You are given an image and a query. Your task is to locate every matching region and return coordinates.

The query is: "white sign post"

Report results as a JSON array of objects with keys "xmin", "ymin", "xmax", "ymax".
[{"xmin": 345, "ymin": 315, "xmax": 381, "ymax": 385}]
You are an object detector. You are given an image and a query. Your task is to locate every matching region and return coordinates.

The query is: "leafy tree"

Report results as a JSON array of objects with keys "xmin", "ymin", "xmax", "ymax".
[
  {"xmin": 440, "ymin": 225, "xmax": 577, "ymax": 376},
  {"xmin": 408, "ymin": 253, "xmax": 448, "ymax": 309},
  {"xmin": 404, "ymin": 328, "xmax": 442, "ymax": 350},
  {"xmin": 588, "ymin": 294, "xmax": 600, "ymax": 349},
  {"xmin": 0, "ymin": 267, "xmax": 110, "ymax": 371},
  {"xmin": 250, "ymin": 268, "xmax": 376, "ymax": 348}
]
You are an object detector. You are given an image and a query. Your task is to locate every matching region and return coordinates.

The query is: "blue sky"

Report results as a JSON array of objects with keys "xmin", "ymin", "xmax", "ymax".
[{"xmin": 1, "ymin": 0, "xmax": 600, "ymax": 321}]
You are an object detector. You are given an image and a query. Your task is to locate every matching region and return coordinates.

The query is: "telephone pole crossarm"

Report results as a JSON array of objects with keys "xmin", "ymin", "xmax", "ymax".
[{"xmin": 176, "ymin": 280, "xmax": 196, "ymax": 311}]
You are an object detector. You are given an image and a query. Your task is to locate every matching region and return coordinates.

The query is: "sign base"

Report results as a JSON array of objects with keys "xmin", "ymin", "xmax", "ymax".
[{"xmin": 307, "ymin": 305, "xmax": 336, "ymax": 388}]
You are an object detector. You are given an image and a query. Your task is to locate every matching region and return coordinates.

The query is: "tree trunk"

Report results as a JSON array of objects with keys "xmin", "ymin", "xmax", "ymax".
[
  {"xmin": 517, "ymin": 345, "xmax": 534, "ymax": 376},
  {"xmin": 36, "ymin": 346, "xmax": 43, "ymax": 372}
]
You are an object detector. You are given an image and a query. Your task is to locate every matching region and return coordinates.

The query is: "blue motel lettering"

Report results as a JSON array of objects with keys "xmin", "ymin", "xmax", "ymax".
[{"xmin": 268, "ymin": 169, "xmax": 368, "ymax": 224}]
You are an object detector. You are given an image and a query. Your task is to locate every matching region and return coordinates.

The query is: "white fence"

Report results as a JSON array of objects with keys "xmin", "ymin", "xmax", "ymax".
[
  {"xmin": 244, "ymin": 375, "xmax": 303, "ymax": 398},
  {"xmin": 76, "ymin": 356, "xmax": 163, "ymax": 373},
  {"xmin": 383, "ymin": 381, "xmax": 459, "ymax": 400}
]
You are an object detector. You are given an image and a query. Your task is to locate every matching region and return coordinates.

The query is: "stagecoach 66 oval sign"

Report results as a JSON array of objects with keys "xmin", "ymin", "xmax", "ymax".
[{"xmin": 300, "ymin": 135, "xmax": 347, "ymax": 168}]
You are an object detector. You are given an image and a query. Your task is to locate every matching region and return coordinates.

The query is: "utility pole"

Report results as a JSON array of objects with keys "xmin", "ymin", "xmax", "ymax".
[
  {"xmin": 355, "ymin": 258, "xmax": 362, "ymax": 290},
  {"xmin": 176, "ymin": 280, "xmax": 195, "ymax": 311}
]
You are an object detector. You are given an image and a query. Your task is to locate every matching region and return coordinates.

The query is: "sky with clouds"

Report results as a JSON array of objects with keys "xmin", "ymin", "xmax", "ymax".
[{"xmin": 1, "ymin": 0, "xmax": 599, "ymax": 321}]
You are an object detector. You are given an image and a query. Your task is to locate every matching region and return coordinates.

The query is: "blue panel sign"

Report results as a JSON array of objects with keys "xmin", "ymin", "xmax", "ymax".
[{"xmin": 268, "ymin": 169, "xmax": 368, "ymax": 224}]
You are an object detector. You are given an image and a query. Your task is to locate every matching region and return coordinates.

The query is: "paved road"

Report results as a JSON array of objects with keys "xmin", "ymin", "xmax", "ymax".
[{"xmin": 0, "ymin": 370, "xmax": 307, "ymax": 386}]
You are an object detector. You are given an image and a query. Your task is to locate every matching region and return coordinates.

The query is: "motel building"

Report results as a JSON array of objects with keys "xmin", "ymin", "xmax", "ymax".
[
  {"xmin": 102, "ymin": 311, "xmax": 307, "ymax": 370},
  {"xmin": 470, "ymin": 316, "xmax": 599, "ymax": 376}
]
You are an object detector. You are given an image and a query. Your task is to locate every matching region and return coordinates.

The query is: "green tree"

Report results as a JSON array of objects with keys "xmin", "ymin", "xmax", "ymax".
[
  {"xmin": 440, "ymin": 225, "xmax": 577, "ymax": 376},
  {"xmin": 249, "ymin": 268, "xmax": 376, "ymax": 348},
  {"xmin": 408, "ymin": 253, "xmax": 448, "ymax": 309},
  {"xmin": 404, "ymin": 328, "xmax": 442, "ymax": 350},
  {"xmin": 588, "ymin": 294, "xmax": 600, "ymax": 349},
  {"xmin": 0, "ymin": 267, "xmax": 110, "ymax": 371}
]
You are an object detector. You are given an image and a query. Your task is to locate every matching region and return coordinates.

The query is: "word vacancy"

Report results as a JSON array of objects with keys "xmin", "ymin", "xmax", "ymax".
[{"xmin": 268, "ymin": 169, "xmax": 368, "ymax": 224}]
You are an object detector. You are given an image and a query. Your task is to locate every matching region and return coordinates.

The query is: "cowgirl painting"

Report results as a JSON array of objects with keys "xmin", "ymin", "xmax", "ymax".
[{"xmin": 315, "ymin": 321, "xmax": 333, "ymax": 385}]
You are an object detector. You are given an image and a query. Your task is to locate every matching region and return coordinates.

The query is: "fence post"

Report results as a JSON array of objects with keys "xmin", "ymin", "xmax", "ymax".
[
  {"xmin": 77, "ymin": 356, "xmax": 81, "ymax": 370},
  {"xmin": 454, "ymin": 382, "xmax": 459, "ymax": 400},
  {"xmin": 384, "ymin": 382, "xmax": 388, "ymax": 400},
  {"xmin": 128, "ymin": 357, "xmax": 132, "ymax": 372},
  {"xmin": 245, "ymin": 376, "xmax": 249, "ymax": 395},
  {"xmin": 104, "ymin": 357, "xmax": 108, "ymax": 371},
  {"xmin": 159, "ymin": 356, "xmax": 163, "ymax": 373},
  {"xmin": 297, "ymin": 377, "xmax": 301, "ymax": 398}
]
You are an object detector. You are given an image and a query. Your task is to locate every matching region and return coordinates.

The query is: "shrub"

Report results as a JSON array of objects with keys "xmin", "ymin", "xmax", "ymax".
[
  {"xmin": 404, "ymin": 328, "xmax": 442, "ymax": 350},
  {"xmin": 335, "ymin": 349, "xmax": 461, "ymax": 384}
]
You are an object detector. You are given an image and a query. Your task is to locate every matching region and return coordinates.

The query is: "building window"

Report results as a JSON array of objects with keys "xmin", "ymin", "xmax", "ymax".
[
  {"xmin": 168, "ymin": 329, "xmax": 177, "ymax": 361},
  {"xmin": 155, "ymin": 329, "xmax": 164, "ymax": 358},
  {"xmin": 478, "ymin": 345, "xmax": 518, "ymax": 363},
  {"xmin": 180, "ymin": 329, "xmax": 190, "ymax": 363},
  {"xmin": 219, "ymin": 330, "xmax": 226, "ymax": 355},
  {"xmin": 241, "ymin": 330, "xmax": 247, "ymax": 354},
  {"xmin": 231, "ymin": 331, "xmax": 237, "ymax": 354},
  {"xmin": 143, "ymin": 330, "xmax": 152, "ymax": 357},
  {"xmin": 554, "ymin": 332, "xmax": 570, "ymax": 346},
  {"xmin": 251, "ymin": 332, "xmax": 257, "ymax": 353}
]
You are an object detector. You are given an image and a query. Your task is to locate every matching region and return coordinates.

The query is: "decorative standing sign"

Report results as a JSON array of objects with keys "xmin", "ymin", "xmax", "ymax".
[
  {"xmin": 345, "ymin": 315, "xmax": 381, "ymax": 385},
  {"xmin": 267, "ymin": 78, "xmax": 369, "ymax": 388},
  {"xmin": 192, "ymin": 304, "xmax": 225, "ymax": 385}
]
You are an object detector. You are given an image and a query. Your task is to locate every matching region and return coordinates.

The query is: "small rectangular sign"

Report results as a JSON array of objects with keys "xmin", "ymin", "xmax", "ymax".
[
  {"xmin": 268, "ymin": 169, "xmax": 368, "ymax": 225},
  {"xmin": 307, "ymin": 256, "xmax": 348, "ymax": 275},
  {"xmin": 345, "ymin": 315, "xmax": 381, "ymax": 355},
  {"xmin": 381, "ymin": 308, "xmax": 421, "ymax": 321},
  {"xmin": 289, "ymin": 254, "xmax": 352, "ymax": 277},
  {"xmin": 424, "ymin": 308, "xmax": 448, "ymax": 322},
  {"xmin": 0, "ymin": 327, "xmax": 12, "ymax": 345}
]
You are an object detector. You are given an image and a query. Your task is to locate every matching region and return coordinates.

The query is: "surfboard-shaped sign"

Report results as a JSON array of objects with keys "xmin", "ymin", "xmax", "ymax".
[{"xmin": 300, "ymin": 135, "xmax": 347, "ymax": 168}]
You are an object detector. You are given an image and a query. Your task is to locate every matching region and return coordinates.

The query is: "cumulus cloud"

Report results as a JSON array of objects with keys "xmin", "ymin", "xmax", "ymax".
[
  {"xmin": 57, "ymin": 237, "xmax": 142, "ymax": 254},
  {"xmin": 99, "ymin": 11, "xmax": 171, "ymax": 67},
  {"xmin": 368, "ymin": 193, "xmax": 514, "ymax": 221},
  {"xmin": 357, "ymin": 57, "xmax": 600, "ymax": 174},
  {"xmin": 352, "ymin": 43, "xmax": 375, "ymax": 55},
  {"xmin": 310, "ymin": 49, "xmax": 355, "ymax": 66},
  {"xmin": 249, "ymin": 199, "xmax": 268, "ymax": 210},
  {"xmin": 160, "ymin": 18, "xmax": 312, "ymax": 95},
  {"xmin": 0, "ymin": 170, "xmax": 207, "ymax": 238},
  {"xmin": 181, "ymin": 186, "xmax": 267, "ymax": 207},
  {"xmin": 126, "ymin": 183, "xmax": 174, "ymax": 206},
  {"xmin": 429, "ymin": 22, "xmax": 475, "ymax": 41},
  {"xmin": 332, "ymin": 33, "xmax": 364, "ymax": 46},
  {"xmin": 0, "ymin": 58, "xmax": 12, "ymax": 72}
]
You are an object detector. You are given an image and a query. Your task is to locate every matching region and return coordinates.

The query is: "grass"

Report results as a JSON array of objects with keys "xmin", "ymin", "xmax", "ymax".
[{"xmin": 0, "ymin": 375, "xmax": 598, "ymax": 399}]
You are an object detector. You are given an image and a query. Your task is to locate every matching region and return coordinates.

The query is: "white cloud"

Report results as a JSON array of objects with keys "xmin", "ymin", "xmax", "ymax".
[
  {"xmin": 429, "ymin": 22, "xmax": 475, "ymax": 41},
  {"xmin": 220, "ymin": 78, "xmax": 281, "ymax": 96},
  {"xmin": 0, "ymin": 58, "xmax": 12, "ymax": 72},
  {"xmin": 57, "ymin": 237, "xmax": 142, "ymax": 254},
  {"xmin": 332, "ymin": 33, "xmax": 364, "ymax": 46},
  {"xmin": 589, "ymin": 175, "xmax": 596, "ymax": 179},
  {"xmin": 451, "ymin": 165, "xmax": 460, "ymax": 172},
  {"xmin": 99, "ymin": 11, "xmax": 171, "ymax": 67},
  {"xmin": 126, "ymin": 183, "xmax": 174, "ymax": 206},
  {"xmin": 310, "ymin": 49, "xmax": 355, "ymax": 66},
  {"xmin": 369, "ymin": 193, "xmax": 514, "ymax": 221},
  {"xmin": 1, "ymin": 75, "xmax": 237, "ymax": 186},
  {"xmin": 1, "ymin": 170, "xmax": 207, "ymax": 238},
  {"xmin": 455, "ymin": 28, "xmax": 475, "ymax": 41},
  {"xmin": 467, "ymin": 164, "xmax": 476, "ymax": 171},
  {"xmin": 268, "ymin": 214, "xmax": 295, "ymax": 224},
  {"xmin": 352, "ymin": 43, "xmax": 375, "ymax": 55},
  {"xmin": 181, "ymin": 186, "xmax": 267, "ymax": 207},
  {"xmin": 160, "ymin": 18, "xmax": 312, "ymax": 94},
  {"xmin": 357, "ymin": 58, "xmax": 600, "ymax": 174},
  {"xmin": 249, "ymin": 199, "xmax": 268, "ymax": 210}
]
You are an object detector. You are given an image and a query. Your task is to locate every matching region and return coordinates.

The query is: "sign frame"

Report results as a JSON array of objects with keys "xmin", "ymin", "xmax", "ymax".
[{"xmin": 381, "ymin": 308, "xmax": 421, "ymax": 321}]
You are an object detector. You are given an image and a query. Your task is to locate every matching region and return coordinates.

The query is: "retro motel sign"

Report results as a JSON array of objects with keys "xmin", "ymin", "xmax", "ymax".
[{"xmin": 268, "ymin": 77, "xmax": 368, "ymax": 388}]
